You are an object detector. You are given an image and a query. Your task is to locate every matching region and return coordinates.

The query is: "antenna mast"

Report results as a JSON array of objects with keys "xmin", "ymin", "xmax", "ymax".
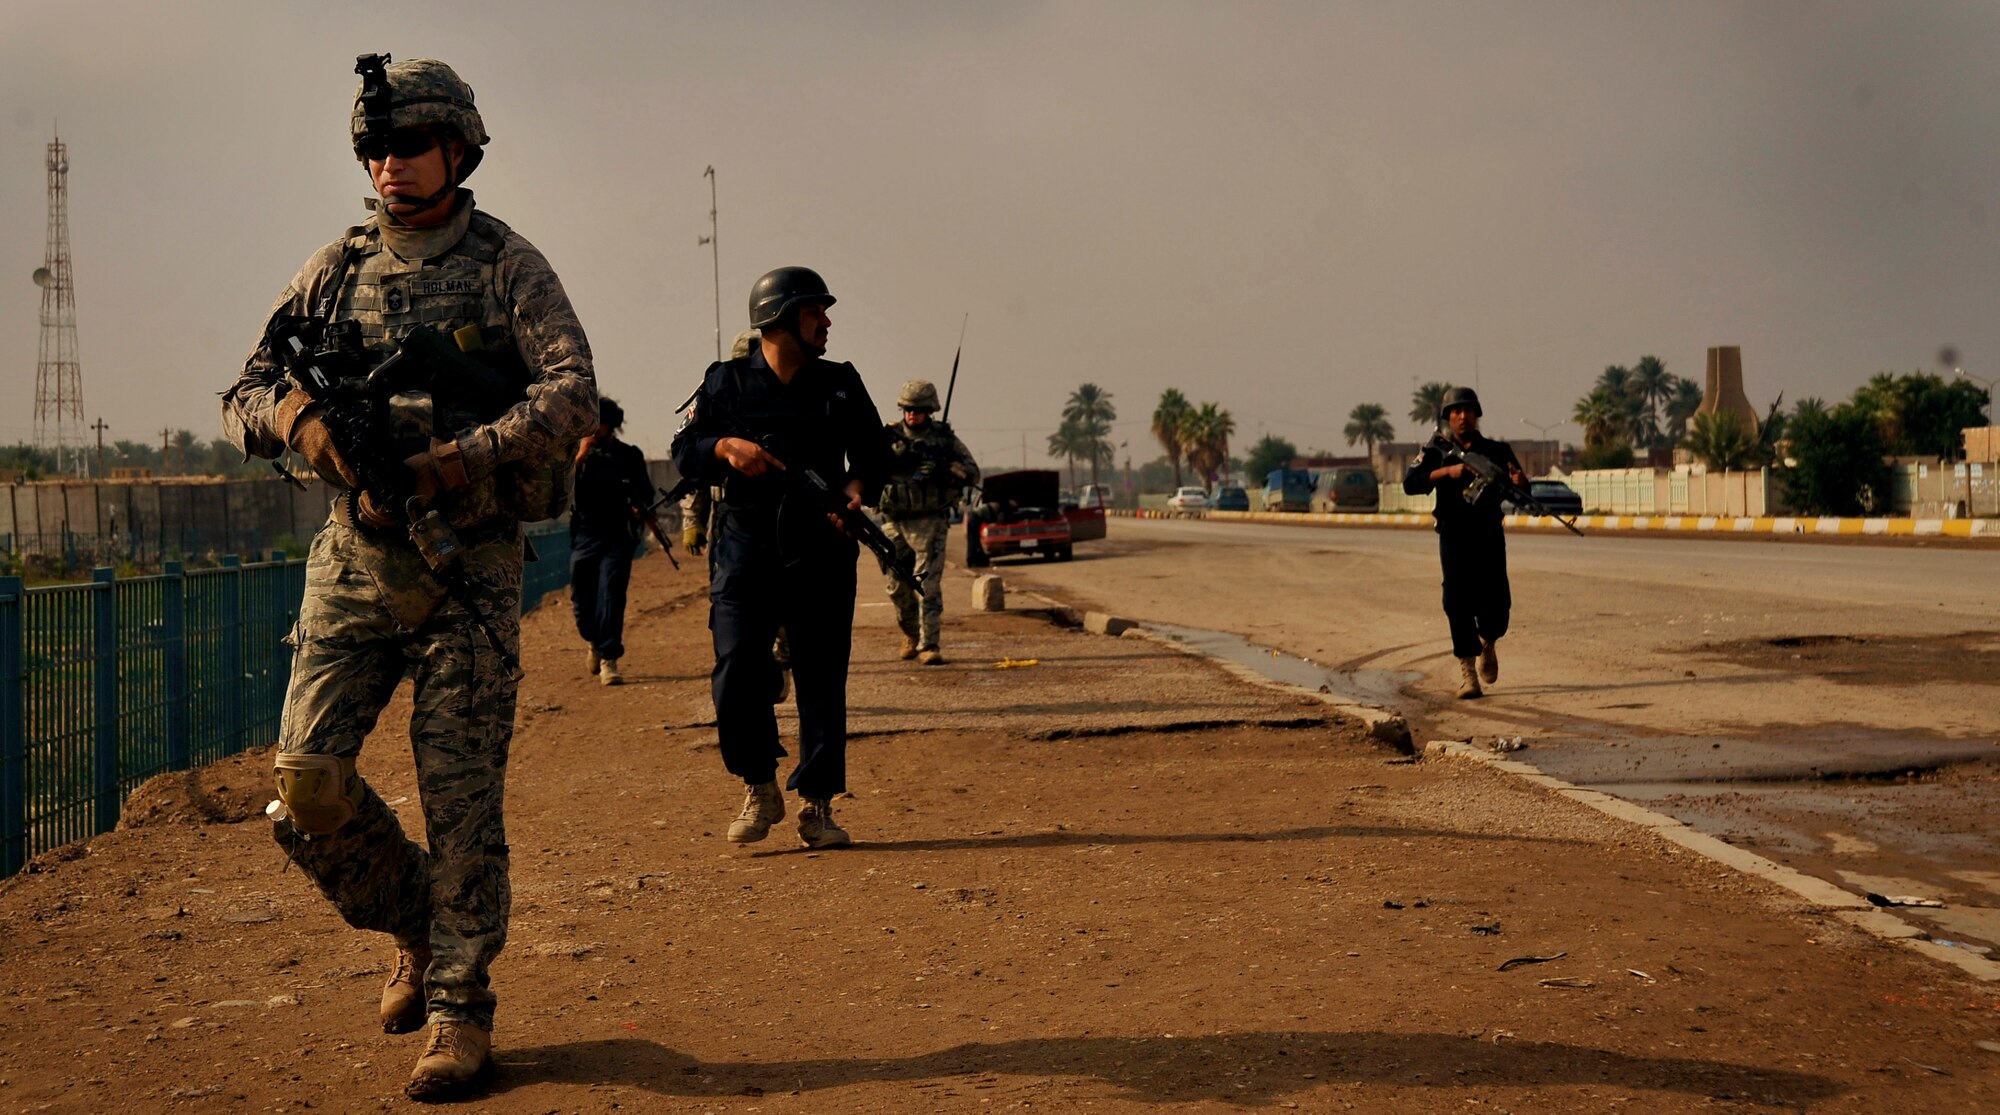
[
  {"xmin": 33, "ymin": 133, "xmax": 86, "ymax": 474},
  {"xmin": 700, "ymin": 166, "xmax": 720, "ymax": 361}
]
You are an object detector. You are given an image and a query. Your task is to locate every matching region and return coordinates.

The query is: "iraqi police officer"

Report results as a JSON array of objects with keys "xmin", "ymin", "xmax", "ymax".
[
  {"xmin": 221, "ymin": 54, "xmax": 595, "ymax": 1101},
  {"xmin": 1402, "ymin": 386, "xmax": 1525, "ymax": 700},
  {"xmin": 878, "ymin": 380, "xmax": 980, "ymax": 665},
  {"xmin": 669, "ymin": 267, "xmax": 893, "ymax": 848}
]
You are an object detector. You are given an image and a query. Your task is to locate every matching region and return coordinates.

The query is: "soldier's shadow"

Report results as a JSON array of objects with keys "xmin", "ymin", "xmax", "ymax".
[{"xmin": 491, "ymin": 1030, "xmax": 1841, "ymax": 1105}]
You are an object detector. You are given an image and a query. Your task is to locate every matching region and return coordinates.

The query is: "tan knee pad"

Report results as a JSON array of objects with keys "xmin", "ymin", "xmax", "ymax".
[{"xmin": 272, "ymin": 753, "xmax": 363, "ymax": 836}]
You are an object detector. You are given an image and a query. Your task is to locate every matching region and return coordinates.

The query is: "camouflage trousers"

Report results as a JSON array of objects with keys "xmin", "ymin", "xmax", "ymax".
[
  {"xmin": 271, "ymin": 522, "xmax": 522, "ymax": 1031},
  {"xmin": 882, "ymin": 514, "xmax": 950, "ymax": 648}
]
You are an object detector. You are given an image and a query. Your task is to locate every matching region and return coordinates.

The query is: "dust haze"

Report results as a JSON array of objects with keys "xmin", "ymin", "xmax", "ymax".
[{"xmin": 4, "ymin": 1, "xmax": 1997, "ymax": 465}]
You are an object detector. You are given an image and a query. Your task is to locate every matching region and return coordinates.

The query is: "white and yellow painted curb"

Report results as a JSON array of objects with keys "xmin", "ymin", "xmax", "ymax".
[{"xmin": 1117, "ymin": 507, "xmax": 2000, "ymax": 538}]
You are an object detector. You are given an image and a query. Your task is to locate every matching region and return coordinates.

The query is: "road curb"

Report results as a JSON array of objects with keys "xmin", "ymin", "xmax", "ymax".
[
  {"xmin": 1113, "ymin": 507, "xmax": 2000, "ymax": 538},
  {"xmin": 1427, "ymin": 740, "xmax": 2000, "ymax": 983},
  {"xmin": 1008, "ymin": 586, "xmax": 1413, "ymax": 752}
]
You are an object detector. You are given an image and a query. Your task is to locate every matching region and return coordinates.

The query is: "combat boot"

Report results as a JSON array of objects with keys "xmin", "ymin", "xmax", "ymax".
[
  {"xmin": 918, "ymin": 646, "xmax": 945, "ymax": 666},
  {"xmin": 1456, "ymin": 657, "xmax": 1483, "ymax": 700},
  {"xmin": 1479, "ymin": 638, "xmax": 1499, "ymax": 684},
  {"xmin": 727, "ymin": 781, "xmax": 785, "ymax": 843},
  {"xmin": 798, "ymin": 797, "xmax": 852, "ymax": 849},
  {"xmin": 599, "ymin": 657, "xmax": 623, "ymax": 686},
  {"xmin": 585, "ymin": 648, "xmax": 600, "ymax": 676},
  {"xmin": 899, "ymin": 634, "xmax": 919, "ymax": 660},
  {"xmin": 380, "ymin": 942, "xmax": 430, "ymax": 1034},
  {"xmin": 405, "ymin": 1019, "xmax": 491, "ymax": 1102}
]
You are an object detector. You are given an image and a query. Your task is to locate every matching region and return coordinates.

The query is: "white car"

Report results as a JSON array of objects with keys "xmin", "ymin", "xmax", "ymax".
[{"xmin": 1165, "ymin": 486, "xmax": 1209, "ymax": 516}]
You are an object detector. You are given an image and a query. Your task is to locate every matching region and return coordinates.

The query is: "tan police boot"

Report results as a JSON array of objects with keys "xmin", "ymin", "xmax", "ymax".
[
  {"xmin": 598, "ymin": 657, "xmax": 623, "ymax": 686},
  {"xmin": 727, "ymin": 781, "xmax": 785, "ymax": 844},
  {"xmin": 380, "ymin": 942, "xmax": 430, "ymax": 1034},
  {"xmin": 585, "ymin": 648, "xmax": 600, "ymax": 676},
  {"xmin": 1479, "ymin": 639, "xmax": 1499, "ymax": 684},
  {"xmin": 899, "ymin": 634, "xmax": 919, "ymax": 660},
  {"xmin": 1456, "ymin": 657, "xmax": 1483, "ymax": 700},
  {"xmin": 798, "ymin": 797, "xmax": 852, "ymax": 849},
  {"xmin": 918, "ymin": 646, "xmax": 945, "ymax": 666},
  {"xmin": 405, "ymin": 1019, "xmax": 492, "ymax": 1102}
]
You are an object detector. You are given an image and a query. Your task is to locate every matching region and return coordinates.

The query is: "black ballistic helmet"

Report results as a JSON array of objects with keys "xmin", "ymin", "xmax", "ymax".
[
  {"xmin": 748, "ymin": 267, "xmax": 836, "ymax": 330},
  {"xmin": 1439, "ymin": 386, "xmax": 1483, "ymax": 420}
]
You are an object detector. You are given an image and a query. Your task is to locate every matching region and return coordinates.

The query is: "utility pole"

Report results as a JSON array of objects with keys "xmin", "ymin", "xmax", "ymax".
[
  {"xmin": 91, "ymin": 416, "xmax": 107, "ymax": 478},
  {"xmin": 699, "ymin": 166, "xmax": 721, "ymax": 361},
  {"xmin": 160, "ymin": 427, "xmax": 171, "ymax": 476},
  {"xmin": 33, "ymin": 132, "xmax": 86, "ymax": 475}
]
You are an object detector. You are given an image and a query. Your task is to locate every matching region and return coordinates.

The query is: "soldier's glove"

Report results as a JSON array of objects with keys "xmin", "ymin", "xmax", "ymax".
[
  {"xmin": 355, "ymin": 491, "xmax": 399, "ymax": 530},
  {"xmin": 402, "ymin": 438, "xmax": 471, "ymax": 504},
  {"xmin": 683, "ymin": 525, "xmax": 706, "ymax": 555},
  {"xmin": 276, "ymin": 392, "xmax": 361, "ymax": 489}
]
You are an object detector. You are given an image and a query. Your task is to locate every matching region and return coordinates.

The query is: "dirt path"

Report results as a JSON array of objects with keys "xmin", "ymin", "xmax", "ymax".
[{"xmin": 0, "ymin": 551, "xmax": 1995, "ymax": 1112}]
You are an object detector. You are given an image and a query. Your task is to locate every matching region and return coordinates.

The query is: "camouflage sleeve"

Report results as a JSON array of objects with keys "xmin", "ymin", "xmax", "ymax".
[
  {"xmin": 951, "ymin": 433, "xmax": 981, "ymax": 487},
  {"xmin": 681, "ymin": 485, "xmax": 711, "ymax": 531},
  {"xmin": 219, "ymin": 239, "xmax": 347, "ymax": 460},
  {"xmin": 457, "ymin": 231, "xmax": 598, "ymax": 480}
]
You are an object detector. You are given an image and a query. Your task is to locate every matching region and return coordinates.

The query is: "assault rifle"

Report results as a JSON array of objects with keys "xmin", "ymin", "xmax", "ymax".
[
  {"xmin": 267, "ymin": 316, "xmax": 529, "ymax": 677},
  {"xmin": 1440, "ymin": 442, "xmax": 1585, "ymax": 537},
  {"xmin": 798, "ymin": 467, "xmax": 921, "ymax": 594}
]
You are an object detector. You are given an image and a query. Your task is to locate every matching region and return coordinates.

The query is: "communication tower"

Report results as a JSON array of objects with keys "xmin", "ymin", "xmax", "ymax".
[{"xmin": 32, "ymin": 134, "xmax": 85, "ymax": 473}]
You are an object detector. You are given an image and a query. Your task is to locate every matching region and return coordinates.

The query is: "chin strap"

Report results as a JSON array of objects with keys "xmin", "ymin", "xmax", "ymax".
[{"xmin": 385, "ymin": 131, "xmax": 458, "ymax": 219}]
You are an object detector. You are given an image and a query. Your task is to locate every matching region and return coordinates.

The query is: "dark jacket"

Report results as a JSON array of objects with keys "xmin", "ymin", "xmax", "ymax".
[
  {"xmin": 669, "ymin": 345, "xmax": 893, "ymax": 516},
  {"xmin": 1403, "ymin": 431, "xmax": 1523, "ymax": 534},
  {"xmin": 570, "ymin": 437, "xmax": 652, "ymax": 542}
]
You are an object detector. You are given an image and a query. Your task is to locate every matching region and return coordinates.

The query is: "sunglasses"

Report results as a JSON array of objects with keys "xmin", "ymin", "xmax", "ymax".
[{"xmin": 356, "ymin": 131, "xmax": 439, "ymax": 162}]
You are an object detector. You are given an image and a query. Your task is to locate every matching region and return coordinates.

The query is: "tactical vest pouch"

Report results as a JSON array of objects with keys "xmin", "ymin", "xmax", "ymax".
[{"xmin": 494, "ymin": 450, "xmax": 577, "ymax": 523}]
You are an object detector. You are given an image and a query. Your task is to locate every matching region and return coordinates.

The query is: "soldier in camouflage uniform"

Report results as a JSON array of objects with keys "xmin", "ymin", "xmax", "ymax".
[
  {"xmin": 878, "ymin": 380, "xmax": 979, "ymax": 665},
  {"xmin": 220, "ymin": 55, "xmax": 595, "ymax": 1103}
]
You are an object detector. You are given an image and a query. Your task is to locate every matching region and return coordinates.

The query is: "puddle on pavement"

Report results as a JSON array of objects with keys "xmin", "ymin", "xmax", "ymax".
[{"xmin": 1145, "ymin": 623, "xmax": 1419, "ymax": 707}]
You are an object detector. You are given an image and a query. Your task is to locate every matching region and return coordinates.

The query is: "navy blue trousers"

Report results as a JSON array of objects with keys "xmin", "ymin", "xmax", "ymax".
[
  {"xmin": 1439, "ymin": 527, "xmax": 1510, "ymax": 660},
  {"xmin": 570, "ymin": 531, "xmax": 637, "ymax": 660},
  {"xmin": 708, "ymin": 510, "xmax": 857, "ymax": 800}
]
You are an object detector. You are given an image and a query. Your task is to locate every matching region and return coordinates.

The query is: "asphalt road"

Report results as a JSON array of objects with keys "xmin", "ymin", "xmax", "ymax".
[{"xmin": 991, "ymin": 515, "xmax": 2000, "ymax": 953}]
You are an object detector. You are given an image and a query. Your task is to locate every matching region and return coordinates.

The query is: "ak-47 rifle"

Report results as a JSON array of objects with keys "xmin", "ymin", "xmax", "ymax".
[
  {"xmin": 267, "ymin": 316, "xmax": 530, "ymax": 677},
  {"xmin": 1440, "ymin": 441, "xmax": 1585, "ymax": 537},
  {"xmin": 798, "ymin": 467, "xmax": 921, "ymax": 594}
]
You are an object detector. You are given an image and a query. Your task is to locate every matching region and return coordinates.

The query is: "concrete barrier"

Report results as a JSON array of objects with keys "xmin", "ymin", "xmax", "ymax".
[{"xmin": 1109, "ymin": 507, "xmax": 2000, "ymax": 538}]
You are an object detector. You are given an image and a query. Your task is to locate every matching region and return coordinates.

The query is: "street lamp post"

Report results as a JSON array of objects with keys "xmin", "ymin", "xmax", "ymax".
[{"xmin": 699, "ymin": 166, "xmax": 721, "ymax": 362}]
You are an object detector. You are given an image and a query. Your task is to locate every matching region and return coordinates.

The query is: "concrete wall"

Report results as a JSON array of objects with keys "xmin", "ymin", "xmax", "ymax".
[{"xmin": 1566, "ymin": 467, "xmax": 1784, "ymax": 517}]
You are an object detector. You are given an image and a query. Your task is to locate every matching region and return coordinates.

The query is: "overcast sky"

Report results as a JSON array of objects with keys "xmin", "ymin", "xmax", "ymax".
[{"xmin": 4, "ymin": 1, "xmax": 1998, "ymax": 467}]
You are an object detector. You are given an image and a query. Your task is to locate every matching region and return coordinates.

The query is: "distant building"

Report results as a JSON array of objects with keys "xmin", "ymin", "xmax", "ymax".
[{"xmin": 1695, "ymin": 345, "xmax": 1761, "ymax": 435}]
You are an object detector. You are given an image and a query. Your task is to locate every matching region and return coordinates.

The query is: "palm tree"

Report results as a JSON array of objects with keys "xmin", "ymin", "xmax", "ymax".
[
  {"xmin": 1152, "ymin": 388, "xmax": 1192, "ymax": 487},
  {"xmin": 1664, "ymin": 376, "xmax": 1704, "ymax": 445},
  {"xmin": 171, "ymin": 429, "xmax": 201, "ymax": 476},
  {"xmin": 1063, "ymin": 383, "xmax": 1116, "ymax": 432},
  {"xmin": 1630, "ymin": 356, "xmax": 1671, "ymax": 448},
  {"xmin": 1409, "ymin": 382, "xmax": 1451, "ymax": 428},
  {"xmin": 1685, "ymin": 411, "xmax": 1756, "ymax": 471},
  {"xmin": 1046, "ymin": 417, "xmax": 1090, "ymax": 490},
  {"xmin": 1179, "ymin": 403, "xmax": 1236, "ymax": 486},
  {"xmin": 1343, "ymin": 403, "xmax": 1395, "ymax": 463},
  {"xmin": 1572, "ymin": 388, "xmax": 1624, "ymax": 449}
]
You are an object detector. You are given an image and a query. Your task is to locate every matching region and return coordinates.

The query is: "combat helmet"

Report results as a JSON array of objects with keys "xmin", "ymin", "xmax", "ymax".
[
  {"xmin": 350, "ymin": 54, "xmax": 489, "ymax": 183},
  {"xmin": 1439, "ymin": 385, "xmax": 1483, "ymax": 420},
  {"xmin": 748, "ymin": 267, "xmax": 836, "ymax": 330},
  {"xmin": 897, "ymin": 379, "xmax": 940, "ymax": 413}
]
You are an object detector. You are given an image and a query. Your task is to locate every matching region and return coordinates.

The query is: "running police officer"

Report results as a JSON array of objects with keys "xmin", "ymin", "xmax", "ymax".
[
  {"xmin": 222, "ymin": 55, "xmax": 594, "ymax": 1101},
  {"xmin": 570, "ymin": 397, "xmax": 654, "ymax": 686},
  {"xmin": 878, "ymin": 379, "xmax": 979, "ymax": 665},
  {"xmin": 1402, "ymin": 386, "xmax": 1524, "ymax": 700},
  {"xmin": 669, "ymin": 267, "xmax": 893, "ymax": 848}
]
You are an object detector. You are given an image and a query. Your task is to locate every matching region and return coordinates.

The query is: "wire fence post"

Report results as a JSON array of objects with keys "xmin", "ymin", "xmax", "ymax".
[
  {"xmin": 92, "ymin": 567, "xmax": 119, "ymax": 835},
  {"xmin": 163, "ymin": 561, "xmax": 190, "ymax": 772},
  {"xmin": 0, "ymin": 575, "xmax": 24, "ymax": 876},
  {"xmin": 221, "ymin": 555, "xmax": 245, "ymax": 757}
]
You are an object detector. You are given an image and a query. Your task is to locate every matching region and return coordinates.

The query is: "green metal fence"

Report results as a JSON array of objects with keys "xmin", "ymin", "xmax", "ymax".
[
  {"xmin": 0, "ymin": 554, "xmax": 307, "ymax": 876},
  {"xmin": 0, "ymin": 522, "xmax": 577, "ymax": 879}
]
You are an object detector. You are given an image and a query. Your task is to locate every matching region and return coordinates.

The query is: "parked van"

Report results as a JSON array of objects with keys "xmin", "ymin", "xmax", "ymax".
[
  {"xmin": 1312, "ymin": 466, "xmax": 1380, "ymax": 512},
  {"xmin": 1262, "ymin": 468, "xmax": 1316, "ymax": 512}
]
